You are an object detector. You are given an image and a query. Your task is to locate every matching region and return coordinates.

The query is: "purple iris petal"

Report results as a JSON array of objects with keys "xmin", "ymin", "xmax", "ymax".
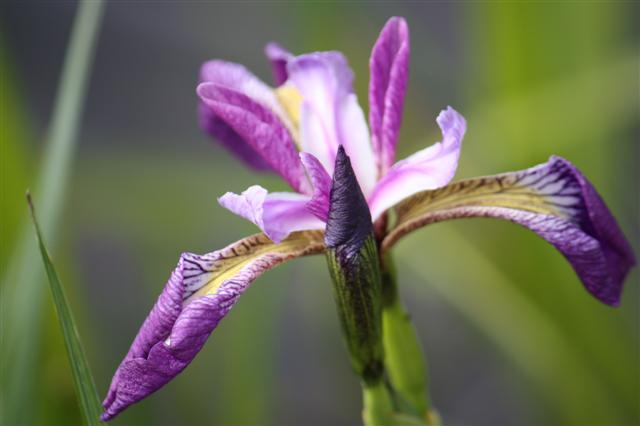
[
  {"xmin": 369, "ymin": 16, "xmax": 410, "ymax": 174},
  {"xmin": 218, "ymin": 185, "xmax": 325, "ymax": 243},
  {"xmin": 384, "ymin": 157, "xmax": 636, "ymax": 306},
  {"xmin": 287, "ymin": 52, "xmax": 377, "ymax": 195},
  {"xmin": 198, "ymin": 103, "xmax": 272, "ymax": 171},
  {"xmin": 557, "ymin": 158, "xmax": 636, "ymax": 303},
  {"xmin": 198, "ymin": 60, "xmax": 288, "ymax": 171},
  {"xmin": 198, "ymin": 83, "xmax": 312, "ymax": 194},
  {"xmin": 101, "ymin": 253, "xmax": 255, "ymax": 420},
  {"xmin": 300, "ymin": 152, "xmax": 332, "ymax": 222},
  {"xmin": 368, "ymin": 107, "xmax": 466, "ymax": 220},
  {"xmin": 102, "ymin": 233, "xmax": 324, "ymax": 420},
  {"xmin": 265, "ymin": 42, "xmax": 293, "ymax": 86},
  {"xmin": 199, "ymin": 60, "xmax": 281, "ymax": 110}
]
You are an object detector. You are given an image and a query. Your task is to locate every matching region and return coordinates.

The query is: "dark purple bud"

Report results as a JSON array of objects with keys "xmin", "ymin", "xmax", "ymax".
[
  {"xmin": 325, "ymin": 146, "xmax": 374, "ymax": 257},
  {"xmin": 324, "ymin": 146, "xmax": 384, "ymax": 385}
]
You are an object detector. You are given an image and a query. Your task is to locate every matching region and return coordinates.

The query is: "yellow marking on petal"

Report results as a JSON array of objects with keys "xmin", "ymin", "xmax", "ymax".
[
  {"xmin": 381, "ymin": 172, "xmax": 579, "ymax": 252},
  {"xmin": 395, "ymin": 176, "xmax": 567, "ymax": 228},
  {"xmin": 276, "ymin": 84, "xmax": 303, "ymax": 147},
  {"xmin": 184, "ymin": 231, "xmax": 324, "ymax": 304}
]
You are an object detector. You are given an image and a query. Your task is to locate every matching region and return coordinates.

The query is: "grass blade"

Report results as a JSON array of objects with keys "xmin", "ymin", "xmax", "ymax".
[
  {"xmin": 26, "ymin": 193, "xmax": 103, "ymax": 426},
  {"xmin": 1, "ymin": 1, "xmax": 105, "ymax": 422}
]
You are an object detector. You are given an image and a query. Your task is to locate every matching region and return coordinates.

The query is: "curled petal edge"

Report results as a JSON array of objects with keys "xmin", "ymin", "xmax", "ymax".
[
  {"xmin": 218, "ymin": 185, "xmax": 325, "ymax": 243},
  {"xmin": 368, "ymin": 106, "xmax": 465, "ymax": 221}
]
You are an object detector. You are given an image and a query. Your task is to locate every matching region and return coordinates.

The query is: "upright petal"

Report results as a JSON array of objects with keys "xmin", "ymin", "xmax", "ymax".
[
  {"xmin": 287, "ymin": 52, "xmax": 377, "ymax": 195},
  {"xmin": 218, "ymin": 185, "xmax": 325, "ymax": 243},
  {"xmin": 101, "ymin": 231, "xmax": 325, "ymax": 420},
  {"xmin": 368, "ymin": 107, "xmax": 466, "ymax": 220},
  {"xmin": 369, "ymin": 17, "xmax": 410, "ymax": 173},
  {"xmin": 198, "ymin": 83, "xmax": 311, "ymax": 194},
  {"xmin": 265, "ymin": 42, "xmax": 293, "ymax": 86},
  {"xmin": 300, "ymin": 152, "xmax": 332, "ymax": 222},
  {"xmin": 383, "ymin": 157, "xmax": 636, "ymax": 306}
]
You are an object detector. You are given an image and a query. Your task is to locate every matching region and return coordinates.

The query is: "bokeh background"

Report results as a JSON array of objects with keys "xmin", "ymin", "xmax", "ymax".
[{"xmin": 1, "ymin": 2, "xmax": 638, "ymax": 425}]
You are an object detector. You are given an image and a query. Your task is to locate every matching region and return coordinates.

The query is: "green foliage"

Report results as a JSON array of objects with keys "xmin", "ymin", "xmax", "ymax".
[
  {"xmin": 1, "ymin": 1, "xmax": 105, "ymax": 423},
  {"xmin": 382, "ymin": 299, "xmax": 429, "ymax": 417},
  {"xmin": 27, "ymin": 194, "xmax": 103, "ymax": 425},
  {"xmin": 326, "ymin": 235, "xmax": 384, "ymax": 385}
]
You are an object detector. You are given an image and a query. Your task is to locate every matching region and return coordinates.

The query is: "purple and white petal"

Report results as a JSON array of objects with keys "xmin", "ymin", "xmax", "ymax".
[
  {"xmin": 265, "ymin": 42, "xmax": 294, "ymax": 86},
  {"xmin": 367, "ymin": 107, "xmax": 466, "ymax": 220},
  {"xmin": 383, "ymin": 157, "xmax": 636, "ymax": 306},
  {"xmin": 300, "ymin": 152, "xmax": 332, "ymax": 221},
  {"xmin": 101, "ymin": 232, "xmax": 325, "ymax": 421},
  {"xmin": 218, "ymin": 185, "xmax": 325, "ymax": 243},
  {"xmin": 287, "ymin": 52, "xmax": 377, "ymax": 195},
  {"xmin": 369, "ymin": 16, "xmax": 410, "ymax": 173},
  {"xmin": 198, "ymin": 84, "xmax": 311, "ymax": 194}
]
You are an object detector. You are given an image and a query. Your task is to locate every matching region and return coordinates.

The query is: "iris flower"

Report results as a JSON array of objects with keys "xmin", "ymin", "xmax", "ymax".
[{"xmin": 102, "ymin": 17, "xmax": 635, "ymax": 421}]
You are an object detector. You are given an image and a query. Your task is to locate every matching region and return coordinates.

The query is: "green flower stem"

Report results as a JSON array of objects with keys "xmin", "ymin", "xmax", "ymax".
[
  {"xmin": 325, "ymin": 235, "xmax": 385, "ymax": 384},
  {"xmin": 381, "ymin": 253, "xmax": 433, "ymax": 421},
  {"xmin": 362, "ymin": 381, "xmax": 394, "ymax": 426}
]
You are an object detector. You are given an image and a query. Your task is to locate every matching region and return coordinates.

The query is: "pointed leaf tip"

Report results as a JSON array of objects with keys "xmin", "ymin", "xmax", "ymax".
[{"xmin": 27, "ymin": 196, "xmax": 103, "ymax": 425}]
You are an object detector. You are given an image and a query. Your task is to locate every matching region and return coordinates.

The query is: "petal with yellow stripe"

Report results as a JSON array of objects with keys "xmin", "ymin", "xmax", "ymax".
[
  {"xmin": 102, "ymin": 231, "xmax": 325, "ymax": 421},
  {"xmin": 382, "ymin": 156, "xmax": 635, "ymax": 306}
]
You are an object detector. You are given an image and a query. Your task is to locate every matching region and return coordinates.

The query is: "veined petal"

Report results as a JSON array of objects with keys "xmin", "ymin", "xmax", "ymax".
[
  {"xmin": 198, "ymin": 103, "xmax": 272, "ymax": 171},
  {"xmin": 368, "ymin": 107, "xmax": 466, "ymax": 220},
  {"xmin": 199, "ymin": 60, "xmax": 282, "ymax": 112},
  {"xmin": 218, "ymin": 185, "xmax": 325, "ymax": 243},
  {"xmin": 300, "ymin": 152, "xmax": 332, "ymax": 222},
  {"xmin": 265, "ymin": 42, "xmax": 293, "ymax": 86},
  {"xmin": 382, "ymin": 157, "xmax": 636, "ymax": 306},
  {"xmin": 369, "ymin": 17, "xmax": 410, "ymax": 173},
  {"xmin": 101, "ymin": 231, "xmax": 325, "ymax": 420},
  {"xmin": 287, "ymin": 52, "xmax": 377, "ymax": 195},
  {"xmin": 198, "ymin": 83, "xmax": 311, "ymax": 194},
  {"xmin": 198, "ymin": 61, "xmax": 290, "ymax": 170}
]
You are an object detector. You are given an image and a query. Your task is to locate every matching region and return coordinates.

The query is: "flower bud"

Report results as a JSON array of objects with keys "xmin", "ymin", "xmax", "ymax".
[{"xmin": 325, "ymin": 146, "xmax": 384, "ymax": 385}]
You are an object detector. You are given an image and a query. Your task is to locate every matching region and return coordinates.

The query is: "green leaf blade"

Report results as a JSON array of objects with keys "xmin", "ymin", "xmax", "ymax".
[{"xmin": 27, "ymin": 193, "xmax": 103, "ymax": 426}]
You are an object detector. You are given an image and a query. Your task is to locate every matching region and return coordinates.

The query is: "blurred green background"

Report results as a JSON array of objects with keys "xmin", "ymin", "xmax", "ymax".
[{"xmin": 1, "ymin": 2, "xmax": 638, "ymax": 425}]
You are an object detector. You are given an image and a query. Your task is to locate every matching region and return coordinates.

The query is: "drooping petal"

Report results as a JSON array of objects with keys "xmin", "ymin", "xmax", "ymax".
[
  {"xmin": 367, "ymin": 107, "xmax": 466, "ymax": 220},
  {"xmin": 382, "ymin": 156, "xmax": 636, "ymax": 306},
  {"xmin": 198, "ymin": 83, "xmax": 311, "ymax": 194},
  {"xmin": 101, "ymin": 231, "xmax": 325, "ymax": 421},
  {"xmin": 199, "ymin": 60, "xmax": 283, "ymax": 112},
  {"xmin": 265, "ymin": 42, "xmax": 293, "ymax": 86},
  {"xmin": 287, "ymin": 52, "xmax": 377, "ymax": 195},
  {"xmin": 198, "ymin": 60, "xmax": 291, "ymax": 171},
  {"xmin": 218, "ymin": 185, "xmax": 325, "ymax": 243},
  {"xmin": 300, "ymin": 152, "xmax": 332, "ymax": 222},
  {"xmin": 198, "ymin": 103, "xmax": 272, "ymax": 171},
  {"xmin": 369, "ymin": 16, "xmax": 410, "ymax": 173}
]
